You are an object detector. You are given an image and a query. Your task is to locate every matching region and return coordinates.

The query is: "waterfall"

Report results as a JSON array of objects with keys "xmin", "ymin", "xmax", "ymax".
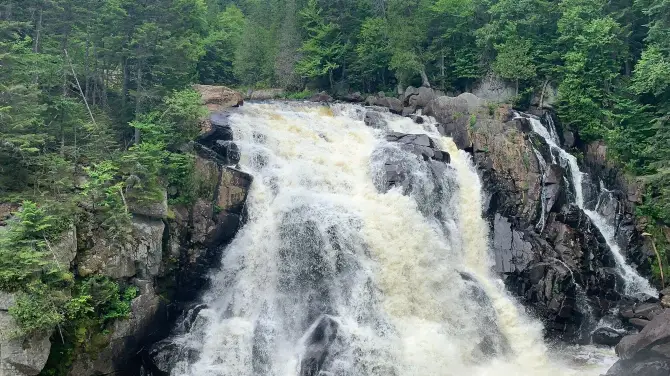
[
  {"xmin": 164, "ymin": 103, "xmax": 613, "ymax": 376},
  {"xmin": 532, "ymin": 145, "xmax": 549, "ymax": 232},
  {"xmin": 521, "ymin": 114, "xmax": 656, "ymax": 298}
]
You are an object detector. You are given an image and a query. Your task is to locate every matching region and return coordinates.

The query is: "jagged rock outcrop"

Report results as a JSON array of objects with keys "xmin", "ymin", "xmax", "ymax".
[
  {"xmin": 365, "ymin": 92, "xmax": 403, "ymax": 114},
  {"xmin": 402, "ymin": 86, "xmax": 441, "ymax": 115},
  {"xmin": 424, "ymin": 93, "xmax": 488, "ymax": 150},
  {"xmin": 0, "ymin": 293, "xmax": 52, "ymax": 376},
  {"xmin": 422, "ymin": 92, "xmax": 655, "ymax": 340}
]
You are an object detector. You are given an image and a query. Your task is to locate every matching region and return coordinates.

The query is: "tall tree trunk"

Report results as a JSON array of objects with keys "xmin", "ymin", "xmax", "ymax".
[
  {"xmin": 33, "ymin": 5, "xmax": 42, "ymax": 53},
  {"xmin": 85, "ymin": 33, "xmax": 90, "ymax": 102},
  {"xmin": 122, "ymin": 57, "xmax": 129, "ymax": 107},
  {"xmin": 134, "ymin": 59, "xmax": 143, "ymax": 145},
  {"xmin": 329, "ymin": 69, "xmax": 334, "ymax": 90}
]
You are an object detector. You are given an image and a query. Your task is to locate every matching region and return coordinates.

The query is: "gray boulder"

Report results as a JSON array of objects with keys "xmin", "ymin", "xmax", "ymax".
[
  {"xmin": 309, "ymin": 91, "xmax": 333, "ymax": 102},
  {"xmin": 375, "ymin": 97, "xmax": 403, "ymax": 114},
  {"xmin": 424, "ymin": 95, "xmax": 476, "ymax": 150},
  {"xmin": 634, "ymin": 303, "xmax": 664, "ymax": 321},
  {"xmin": 0, "ymin": 303, "xmax": 52, "ymax": 376},
  {"xmin": 616, "ymin": 309, "xmax": 670, "ymax": 360},
  {"xmin": 403, "ymin": 86, "xmax": 438, "ymax": 110}
]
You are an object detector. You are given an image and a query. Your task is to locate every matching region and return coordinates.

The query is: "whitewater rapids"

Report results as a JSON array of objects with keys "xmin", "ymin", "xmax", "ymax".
[{"xmin": 167, "ymin": 102, "xmax": 615, "ymax": 376}]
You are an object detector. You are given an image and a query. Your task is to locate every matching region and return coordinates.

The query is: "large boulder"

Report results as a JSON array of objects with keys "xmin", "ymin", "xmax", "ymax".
[
  {"xmin": 366, "ymin": 93, "xmax": 403, "ymax": 114},
  {"xmin": 309, "ymin": 91, "xmax": 333, "ymax": 103},
  {"xmin": 403, "ymin": 86, "xmax": 439, "ymax": 111},
  {"xmin": 616, "ymin": 309, "xmax": 670, "ymax": 360},
  {"xmin": 385, "ymin": 133, "xmax": 450, "ymax": 164},
  {"xmin": 424, "ymin": 94, "xmax": 485, "ymax": 150},
  {"xmin": 592, "ymin": 327, "xmax": 625, "ymax": 347},
  {"xmin": 193, "ymin": 85, "xmax": 243, "ymax": 112},
  {"xmin": 127, "ymin": 190, "xmax": 169, "ymax": 219}
]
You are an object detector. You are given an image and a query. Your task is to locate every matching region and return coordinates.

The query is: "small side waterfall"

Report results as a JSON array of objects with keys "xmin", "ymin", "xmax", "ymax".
[
  {"xmin": 520, "ymin": 113, "xmax": 656, "ymax": 298},
  {"xmin": 160, "ymin": 103, "xmax": 615, "ymax": 376}
]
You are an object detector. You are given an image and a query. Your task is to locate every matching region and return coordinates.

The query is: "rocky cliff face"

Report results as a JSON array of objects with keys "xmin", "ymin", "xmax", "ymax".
[{"xmin": 0, "ymin": 86, "xmax": 251, "ymax": 376}]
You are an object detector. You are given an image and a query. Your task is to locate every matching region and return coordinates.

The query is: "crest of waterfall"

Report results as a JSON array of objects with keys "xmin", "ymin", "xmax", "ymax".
[
  {"xmin": 518, "ymin": 113, "xmax": 656, "ymax": 298},
  {"xmin": 165, "ymin": 102, "xmax": 614, "ymax": 376}
]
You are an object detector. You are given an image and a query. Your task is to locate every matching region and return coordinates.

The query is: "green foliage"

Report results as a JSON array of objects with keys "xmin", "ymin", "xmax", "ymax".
[
  {"xmin": 284, "ymin": 90, "xmax": 316, "ymax": 100},
  {"xmin": 40, "ymin": 277, "xmax": 136, "ymax": 376},
  {"xmin": 296, "ymin": 0, "xmax": 345, "ymax": 87},
  {"xmin": 352, "ymin": 17, "xmax": 391, "ymax": 92},
  {"xmin": 0, "ymin": 202, "xmax": 60, "ymax": 292},
  {"xmin": 493, "ymin": 40, "xmax": 536, "ymax": 92}
]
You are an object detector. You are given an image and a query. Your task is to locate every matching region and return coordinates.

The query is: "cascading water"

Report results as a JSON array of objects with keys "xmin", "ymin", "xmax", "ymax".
[
  {"xmin": 520, "ymin": 113, "xmax": 656, "ymax": 298},
  {"xmin": 164, "ymin": 103, "xmax": 615, "ymax": 376}
]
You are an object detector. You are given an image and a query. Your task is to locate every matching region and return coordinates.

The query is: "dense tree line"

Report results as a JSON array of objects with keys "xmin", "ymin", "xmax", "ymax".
[{"xmin": 1, "ymin": 0, "xmax": 670, "ymax": 369}]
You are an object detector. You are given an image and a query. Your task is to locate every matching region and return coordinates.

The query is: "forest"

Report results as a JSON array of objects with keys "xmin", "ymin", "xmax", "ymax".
[{"xmin": 1, "ymin": 0, "xmax": 670, "ymax": 373}]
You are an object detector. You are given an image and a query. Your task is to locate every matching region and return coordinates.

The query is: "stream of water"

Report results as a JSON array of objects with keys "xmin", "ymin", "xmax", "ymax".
[{"xmin": 521, "ymin": 113, "xmax": 656, "ymax": 298}]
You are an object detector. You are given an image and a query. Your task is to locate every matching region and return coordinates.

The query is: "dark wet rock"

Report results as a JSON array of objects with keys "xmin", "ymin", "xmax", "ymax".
[
  {"xmin": 409, "ymin": 114, "xmax": 425, "ymax": 124},
  {"xmin": 376, "ymin": 97, "xmax": 403, "ymax": 114},
  {"xmin": 385, "ymin": 132, "xmax": 450, "ymax": 164},
  {"xmin": 364, "ymin": 111, "xmax": 387, "ymax": 129},
  {"xmin": 467, "ymin": 110, "xmax": 650, "ymax": 341},
  {"xmin": 616, "ymin": 310, "xmax": 670, "ymax": 360},
  {"xmin": 607, "ymin": 357, "xmax": 670, "ymax": 376},
  {"xmin": 198, "ymin": 114, "xmax": 234, "ymax": 145},
  {"xmin": 563, "ymin": 130, "xmax": 576, "ymax": 148},
  {"xmin": 491, "ymin": 214, "xmax": 533, "ymax": 274},
  {"xmin": 135, "ymin": 104, "xmax": 252, "ymax": 376},
  {"xmin": 592, "ymin": 327, "xmax": 624, "ymax": 346},
  {"xmin": 212, "ymin": 140, "xmax": 241, "ymax": 165},
  {"xmin": 299, "ymin": 316, "xmax": 339, "ymax": 376},
  {"xmin": 544, "ymin": 164, "xmax": 566, "ymax": 213},
  {"xmin": 147, "ymin": 340, "xmax": 180, "ymax": 375}
]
